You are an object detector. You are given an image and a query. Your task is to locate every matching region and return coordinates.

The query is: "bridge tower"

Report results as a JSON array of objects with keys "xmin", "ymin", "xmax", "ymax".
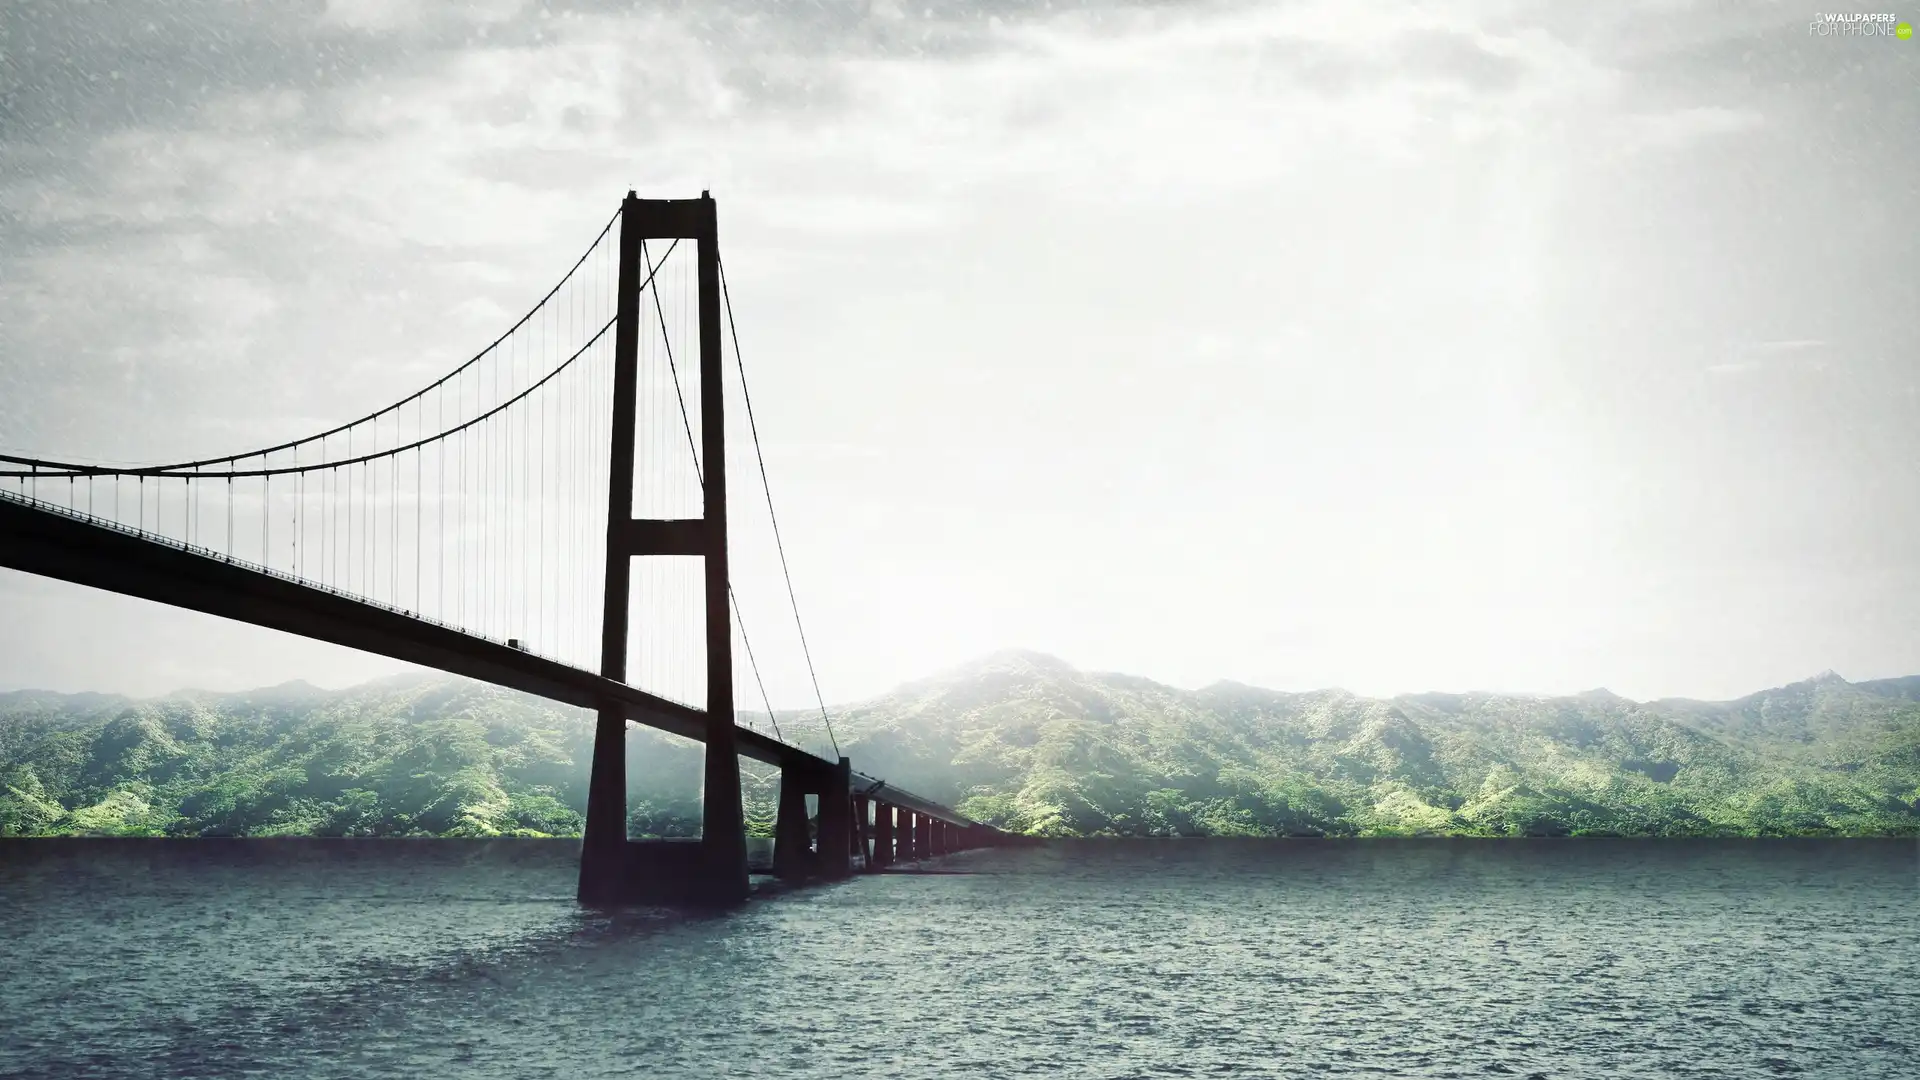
[{"xmin": 579, "ymin": 192, "xmax": 749, "ymax": 906}]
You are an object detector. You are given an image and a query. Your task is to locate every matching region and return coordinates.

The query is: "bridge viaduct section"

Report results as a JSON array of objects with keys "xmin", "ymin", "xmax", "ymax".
[{"xmin": 0, "ymin": 190, "xmax": 1015, "ymax": 907}]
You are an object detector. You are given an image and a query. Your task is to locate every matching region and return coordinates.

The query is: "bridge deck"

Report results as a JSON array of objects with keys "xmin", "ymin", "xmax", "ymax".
[{"xmin": 0, "ymin": 493, "xmax": 971, "ymax": 827}]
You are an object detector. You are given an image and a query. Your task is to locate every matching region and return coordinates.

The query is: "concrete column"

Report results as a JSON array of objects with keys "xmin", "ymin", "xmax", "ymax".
[
  {"xmin": 898, "ymin": 810, "xmax": 917, "ymax": 862},
  {"xmin": 691, "ymin": 194, "xmax": 748, "ymax": 904},
  {"xmin": 852, "ymin": 794, "xmax": 871, "ymax": 867},
  {"xmin": 872, "ymin": 802, "xmax": 895, "ymax": 868},
  {"xmin": 772, "ymin": 763, "xmax": 813, "ymax": 879},
  {"xmin": 579, "ymin": 196, "xmax": 645, "ymax": 908},
  {"xmin": 576, "ymin": 703, "xmax": 629, "ymax": 904},
  {"xmin": 816, "ymin": 757, "xmax": 853, "ymax": 880},
  {"xmin": 915, "ymin": 814, "xmax": 933, "ymax": 861}
]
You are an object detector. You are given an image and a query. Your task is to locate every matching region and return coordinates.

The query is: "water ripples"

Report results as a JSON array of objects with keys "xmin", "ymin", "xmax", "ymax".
[{"xmin": 2, "ymin": 838, "xmax": 1916, "ymax": 1079}]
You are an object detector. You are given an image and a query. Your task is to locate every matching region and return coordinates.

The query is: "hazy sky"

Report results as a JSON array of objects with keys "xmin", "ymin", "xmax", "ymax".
[{"xmin": 1, "ymin": 0, "xmax": 1915, "ymax": 704}]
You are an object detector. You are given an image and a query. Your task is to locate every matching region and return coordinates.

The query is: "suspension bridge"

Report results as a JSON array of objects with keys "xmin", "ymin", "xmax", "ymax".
[{"xmin": 0, "ymin": 192, "xmax": 1005, "ymax": 905}]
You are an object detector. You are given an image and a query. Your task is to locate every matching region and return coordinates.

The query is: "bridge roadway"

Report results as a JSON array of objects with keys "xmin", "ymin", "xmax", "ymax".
[{"xmin": 0, "ymin": 491, "xmax": 973, "ymax": 830}]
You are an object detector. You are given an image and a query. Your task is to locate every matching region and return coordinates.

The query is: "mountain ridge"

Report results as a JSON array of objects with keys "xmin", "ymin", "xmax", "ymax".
[
  {"xmin": 1, "ymin": 651, "xmax": 1902, "ymax": 712},
  {"xmin": 4, "ymin": 651, "xmax": 1919, "ymax": 839}
]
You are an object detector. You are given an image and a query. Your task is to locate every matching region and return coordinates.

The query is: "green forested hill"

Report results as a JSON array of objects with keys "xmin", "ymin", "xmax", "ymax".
[{"xmin": 5, "ymin": 651, "xmax": 1919, "ymax": 838}]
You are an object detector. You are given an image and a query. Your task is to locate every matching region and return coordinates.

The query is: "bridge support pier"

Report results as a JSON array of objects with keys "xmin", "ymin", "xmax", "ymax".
[
  {"xmin": 816, "ymin": 758, "xmax": 853, "ymax": 880},
  {"xmin": 871, "ymin": 802, "xmax": 894, "ymax": 869},
  {"xmin": 915, "ymin": 814, "xmax": 933, "ymax": 861},
  {"xmin": 852, "ymin": 794, "xmax": 872, "ymax": 869},
  {"xmin": 773, "ymin": 763, "xmax": 816, "ymax": 879},
  {"xmin": 578, "ymin": 703, "xmax": 631, "ymax": 905}
]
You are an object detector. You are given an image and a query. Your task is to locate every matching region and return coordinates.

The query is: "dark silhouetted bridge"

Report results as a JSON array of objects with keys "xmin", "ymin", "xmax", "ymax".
[{"xmin": 0, "ymin": 192, "xmax": 1005, "ymax": 905}]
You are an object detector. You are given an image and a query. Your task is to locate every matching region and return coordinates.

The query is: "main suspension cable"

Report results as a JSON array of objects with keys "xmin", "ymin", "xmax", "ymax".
[
  {"xmin": 640, "ymin": 240, "xmax": 789, "ymax": 745},
  {"xmin": 0, "ymin": 216, "xmax": 663, "ymax": 481},
  {"xmin": 717, "ymin": 254, "xmax": 839, "ymax": 759},
  {"xmin": 0, "ymin": 207, "xmax": 623, "ymax": 478}
]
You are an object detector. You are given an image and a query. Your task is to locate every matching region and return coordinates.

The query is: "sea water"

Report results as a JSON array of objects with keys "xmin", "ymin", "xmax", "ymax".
[{"xmin": 2, "ymin": 838, "xmax": 1915, "ymax": 1078}]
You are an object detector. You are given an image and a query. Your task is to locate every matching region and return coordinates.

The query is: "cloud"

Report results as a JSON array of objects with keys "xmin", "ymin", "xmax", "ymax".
[
  {"xmin": 0, "ymin": 0, "xmax": 1781, "ymax": 466},
  {"xmin": 1705, "ymin": 339, "xmax": 1833, "ymax": 374},
  {"xmin": 1396, "ymin": 28, "xmax": 1530, "ymax": 94},
  {"xmin": 1746, "ymin": 339, "xmax": 1829, "ymax": 355},
  {"xmin": 7, "ymin": 0, "xmax": 1912, "ymax": 703},
  {"xmin": 1624, "ymin": 103, "xmax": 1765, "ymax": 149},
  {"xmin": 319, "ymin": 0, "xmax": 529, "ymax": 34}
]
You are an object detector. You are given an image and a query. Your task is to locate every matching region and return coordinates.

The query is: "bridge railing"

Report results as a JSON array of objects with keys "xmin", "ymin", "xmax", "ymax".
[{"xmin": 2, "ymin": 485, "xmax": 513, "ymax": 648}]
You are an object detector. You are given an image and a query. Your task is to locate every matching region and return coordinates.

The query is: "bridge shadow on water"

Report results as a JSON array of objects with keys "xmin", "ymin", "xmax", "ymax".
[
  {"xmin": 2, "ymin": 834, "xmax": 990, "ymax": 956},
  {"xmin": 3, "ymin": 835, "xmax": 1006, "ymax": 1077}
]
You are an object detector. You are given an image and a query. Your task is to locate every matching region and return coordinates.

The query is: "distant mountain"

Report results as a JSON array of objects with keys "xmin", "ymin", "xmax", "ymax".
[
  {"xmin": 752, "ymin": 651, "xmax": 1920, "ymax": 838},
  {"xmin": 4, "ymin": 652, "xmax": 1919, "ymax": 838}
]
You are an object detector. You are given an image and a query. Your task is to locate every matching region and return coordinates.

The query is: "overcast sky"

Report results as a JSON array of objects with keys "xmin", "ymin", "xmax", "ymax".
[{"xmin": 1, "ymin": 0, "xmax": 1915, "ymax": 705}]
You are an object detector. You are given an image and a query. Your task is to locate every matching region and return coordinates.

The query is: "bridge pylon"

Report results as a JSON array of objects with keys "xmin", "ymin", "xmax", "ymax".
[{"xmin": 578, "ymin": 191, "xmax": 749, "ymax": 906}]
